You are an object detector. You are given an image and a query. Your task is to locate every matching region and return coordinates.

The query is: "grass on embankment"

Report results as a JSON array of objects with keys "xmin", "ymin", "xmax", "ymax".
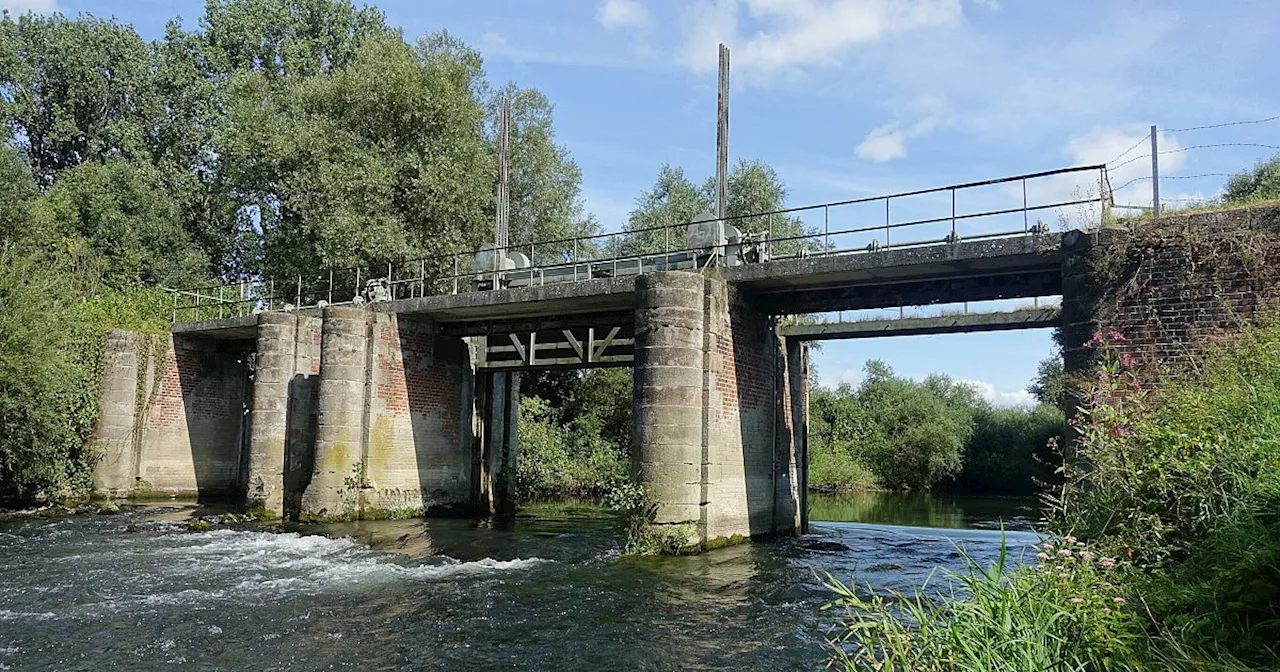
[{"xmin": 822, "ymin": 326, "xmax": 1280, "ymax": 671}]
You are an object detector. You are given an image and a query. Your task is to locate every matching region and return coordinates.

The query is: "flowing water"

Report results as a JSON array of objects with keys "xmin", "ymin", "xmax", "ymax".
[{"xmin": 0, "ymin": 492, "xmax": 1041, "ymax": 671}]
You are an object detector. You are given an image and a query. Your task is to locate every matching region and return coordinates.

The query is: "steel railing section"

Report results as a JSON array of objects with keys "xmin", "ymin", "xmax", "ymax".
[{"xmin": 167, "ymin": 164, "xmax": 1109, "ymax": 323}]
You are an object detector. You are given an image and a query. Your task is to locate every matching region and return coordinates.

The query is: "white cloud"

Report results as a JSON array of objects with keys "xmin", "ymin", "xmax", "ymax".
[
  {"xmin": 598, "ymin": 0, "xmax": 651, "ymax": 31},
  {"xmin": 958, "ymin": 379, "xmax": 1035, "ymax": 407},
  {"xmin": 855, "ymin": 114, "xmax": 941, "ymax": 162},
  {"xmin": 0, "ymin": 0, "xmax": 57, "ymax": 13},
  {"xmin": 680, "ymin": 0, "xmax": 964, "ymax": 78}
]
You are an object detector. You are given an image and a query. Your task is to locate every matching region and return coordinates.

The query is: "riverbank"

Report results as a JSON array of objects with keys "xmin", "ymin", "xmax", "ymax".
[{"xmin": 824, "ymin": 327, "xmax": 1280, "ymax": 670}]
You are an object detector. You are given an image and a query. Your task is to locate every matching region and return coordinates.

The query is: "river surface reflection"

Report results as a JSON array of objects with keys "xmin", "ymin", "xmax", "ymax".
[{"xmin": 0, "ymin": 493, "xmax": 1042, "ymax": 671}]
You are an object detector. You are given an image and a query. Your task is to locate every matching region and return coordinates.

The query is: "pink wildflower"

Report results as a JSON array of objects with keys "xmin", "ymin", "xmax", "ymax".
[
  {"xmin": 1058, "ymin": 573, "xmax": 1070, "ymax": 579},
  {"xmin": 1036, "ymin": 553, "xmax": 1049, "ymax": 561},
  {"xmin": 1069, "ymin": 598, "xmax": 1085, "ymax": 605},
  {"xmin": 1099, "ymin": 557, "xmax": 1116, "ymax": 569},
  {"xmin": 1113, "ymin": 597, "xmax": 1126, "ymax": 605},
  {"xmin": 1079, "ymin": 551, "xmax": 1094, "ymax": 561},
  {"xmin": 1064, "ymin": 536, "xmax": 1078, "ymax": 545},
  {"xmin": 1058, "ymin": 549, "xmax": 1073, "ymax": 557}
]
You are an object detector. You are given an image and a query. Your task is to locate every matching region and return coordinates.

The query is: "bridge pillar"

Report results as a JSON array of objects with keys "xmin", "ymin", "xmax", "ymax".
[
  {"xmin": 245, "ymin": 312, "xmax": 321, "ymax": 517},
  {"xmin": 633, "ymin": 271, "xmax": 803, "ymax": 550},
  {"xmin": 302, "ymin": 306, "xmax": 369, "ymax": 519},
  {"xmin": 634, "ymin": 272, "xmax": 705, "ymax": 545},
  {"xmin": 245, "ymin": 313, "xmax": 294, "ymax": 515},
  {"xmin": 91, "ymin": 330, "xmax": 142, "ymax": 497},
  {"xmin": 301, "ymin": 307, "xmax": 475, "ymax": 520},
  {"xmin": 477, "ymin": 371, "xmax": 519, "ymax": 515}
]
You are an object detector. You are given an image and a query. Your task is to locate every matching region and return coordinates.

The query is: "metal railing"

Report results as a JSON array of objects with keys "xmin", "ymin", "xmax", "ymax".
[{"xmin": 167, "ymin": 164, "xmax": 1108, "ymax": 323}]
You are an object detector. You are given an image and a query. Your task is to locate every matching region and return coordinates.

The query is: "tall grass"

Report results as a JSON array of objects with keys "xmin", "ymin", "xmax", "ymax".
[{"xmin": 823, "ymin": 326, "xmax": 1280, "ymax": 670}]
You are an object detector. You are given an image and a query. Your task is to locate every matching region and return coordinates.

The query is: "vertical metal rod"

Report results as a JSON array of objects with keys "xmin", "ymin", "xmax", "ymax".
[
  {"xmin": 296, "ymin": 275, "xmax": 302, "ymax": 308},
  {"xmin": 355, "ymin": 268, "xmax": 360, "ymax": 302},
  {"xmin": 573, "ymin": 238, "xmax": 579, "ymax": 282},
  {"xmin": 951, "ymin": 188, "xmax": 957, "ymax": 237},
  {"xmin": 269, "ymin": 278, "xmax": 274, "ymax": 311},
  {"xmin": 885, "ymin": 197, "xmax": 891, "ymax": 247},
  {"xmin": 328, "ymin": 270, "xmax": 334, "ymax": 304},
  {"xmin": 1022, "ymin": 178, "xmax": 1029, "ymax": 232},
  {"xmin": 171, "ymin": 291, "xmax": 177, "ymax": 322},
  {"xmin": 823, "ymin": 205, "xmax": 829, "ymax": 254},
  {"xmin": 453, "ymin": 255, "xmax": 459, "ymax": 295},
  {"xmin": 715, "ymin": 43, "xmax": 730, "ymax": 221},
  {"xmin": 1150, "ymin": 124, "xmax": 1160, "ymax": 217}
]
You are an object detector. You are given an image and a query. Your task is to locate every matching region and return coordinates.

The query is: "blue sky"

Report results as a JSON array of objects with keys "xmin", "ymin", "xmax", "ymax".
[{"xmin": 7, "ymin": 0, "xmax": 1280, "ymax": 404}]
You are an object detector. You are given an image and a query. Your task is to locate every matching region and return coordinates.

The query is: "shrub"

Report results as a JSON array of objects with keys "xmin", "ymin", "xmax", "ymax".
[
  {"xmin": 956, "ymin": 403, "xmax": 1065, "ymax": 495},
  {"xmin": 0, "ymin": 249, "xmax": 96, "ymax": 504},
  {"xmin": 808, "ymin": 448, "xmax": 876, "ymax": 492}
]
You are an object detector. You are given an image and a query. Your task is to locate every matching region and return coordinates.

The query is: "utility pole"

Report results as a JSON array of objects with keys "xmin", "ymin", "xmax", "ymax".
[
  {"xmin": 715, "ymin": 44, "xmax": 730, "ymax": 222},
  {"xmin": 495, "ymin": 94, "xmax": 511, "ymax": 280},
  {"xmin": 1150, "ymin": 124, "xmax": 1160, "ymax": 217}
]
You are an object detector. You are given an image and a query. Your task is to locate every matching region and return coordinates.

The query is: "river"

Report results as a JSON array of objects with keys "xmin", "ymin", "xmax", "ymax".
[{"xmin": 0, "ymin": 492, "xmax": 1042, "ymax": 671}]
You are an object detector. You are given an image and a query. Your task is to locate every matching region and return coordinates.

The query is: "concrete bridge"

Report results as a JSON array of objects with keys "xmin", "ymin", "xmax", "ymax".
[{"xmin": 91, "ymin": 220, "xmax": 1095, "ymax": 548}]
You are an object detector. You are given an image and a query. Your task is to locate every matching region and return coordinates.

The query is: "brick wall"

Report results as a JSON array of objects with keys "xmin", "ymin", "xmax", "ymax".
[
  {"xmin": 1065, "ymin": 205, "xmax": 1280, "ymax": 375},
  {"xmin": 704, "ymin": 280, "xmax": 787, "ymax": 540},
  {"xmin": 364, "ymin": 313, "xmax": 473, "ymax": 514},
  {"xmin": 138, "ymin": 335, "xmax": 252, "ymax": 495}
]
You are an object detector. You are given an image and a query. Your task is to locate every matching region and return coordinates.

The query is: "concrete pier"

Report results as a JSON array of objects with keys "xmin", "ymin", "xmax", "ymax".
[
  {"xmin": 91, "ymin": 330, "xmax": 142, "ymax": 497},
  {"xmin": 302, "ymin": 306, "xmax": 369, "ymax": 519}
]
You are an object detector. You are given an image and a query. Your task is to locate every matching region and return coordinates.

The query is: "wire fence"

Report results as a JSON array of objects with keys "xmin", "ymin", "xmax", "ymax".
[
  {"xmin": 1104, "ymin": 113, "xmax": 1279, "ymax": 211},
  {"xmin": 167, "ymin": 164, "xmax": 1109, "ymax": 323}
]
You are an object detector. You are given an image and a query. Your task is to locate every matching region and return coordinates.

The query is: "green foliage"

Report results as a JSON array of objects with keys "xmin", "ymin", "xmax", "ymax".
[
  {"xmin": 844, "ymin": 360, "xmax": 972, "ymax": 486},
  {"xmin": 956, "ymin": 403, "xmax": 1064, "ymax": 495},
  {"xmin": 516, "ymin": 384, "xmax": 630, "ymax": 501},
  {"xmin": 809, "ymin": 362, "xmax": 1063, "ymax": 494},
  {"xmin": 824, "ymin": 537, "xmax": 1144, "ymax": 671},
  {"xmin": 26, "ymin": 160, "xmax": 209, "ymax": 288},
  {"xmin": 619, "ymin": 159, "xmax": 817, "ymax": 256},
  {"xmin": 1223, "ymin": 154, "xmax": 1280, "ymax": 205},
  {"xmin": 808, "ymin": 448, "xmax": 877, "ymax": 493},
  {"xmin": 0, "ymin": 249, "xmax": 96, "ymax": 505},
  {"xmin": 1028, "ymin": 355, "xmax": 1068, "ymax": 408},
  {"xmin": 826, "ymin": 327, "xmax": 1280, "ymax": 670},
  {"xmin": 1053, "ymin": 329, "xmax": 1280, "ymax": 663}
]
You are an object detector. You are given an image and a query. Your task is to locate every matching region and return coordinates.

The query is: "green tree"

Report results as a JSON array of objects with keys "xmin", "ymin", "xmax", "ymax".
[
  {"xmin": 217, "ymin": 32, "xmax": 493, "ymax": 280},
  {"xmin": 620, "ymin": 164, "xmax": 709, "ymax": 255},
  {"xmin": 855, "ymin": 362, "xmax": 973, "ymax": 490},
  {"xmin": 1028, "ymin": 356, "xmax": 1068, "ymax": 408},
  {"xmin": 620, "ymin": 159, "xmax": 816, "ymax": 258},
  {"xmin": 486, "ymin": 83, "xmax": 598, "ymax": 263},
  {"xmin": 0, "ymin": 13, "xmax": 161, "ymax": 186},
  {"xmin": 1223, "ymin": 154, "xmax": 1280, "ymax": 204},
  {"xmin": 25, "ymin": 159, "xmax": 208, "ymax": 289}
]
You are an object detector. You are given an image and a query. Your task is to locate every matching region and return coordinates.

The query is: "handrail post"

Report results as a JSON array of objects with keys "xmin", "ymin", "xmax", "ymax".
[
  {"xmin": 453, "ymin": 255, "xmax": 459, "ymax": 295},
  {"xmin": 171, "ymin": 291, "xmax": 177, "ymax": 322},
  {"xmin": 950, "ymin": 187, "xmax": 957, "ymax": 238},
  {"xmin": 823, "ymin": 205, "xmax": 830, "ymax": 254},
  {"xmin": 1022, "ymin": 178, "xmax": 1029, "ymax": 232},
  {"xmin": 884, "ymin": 197, "xmax": 891, "ymax": 247},
  {"xmin": 296, "ymin": 275, "xmax": 302, "ymax": 308},
  {"xmin": 328, "ymin": 270, "xmax": 334, "ymax": 305}
]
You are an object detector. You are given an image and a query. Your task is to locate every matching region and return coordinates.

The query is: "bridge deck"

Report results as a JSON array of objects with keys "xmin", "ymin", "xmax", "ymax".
[{"xmin": 171, "ymin": 232, "xmax": 1069, "ymax": 338}]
